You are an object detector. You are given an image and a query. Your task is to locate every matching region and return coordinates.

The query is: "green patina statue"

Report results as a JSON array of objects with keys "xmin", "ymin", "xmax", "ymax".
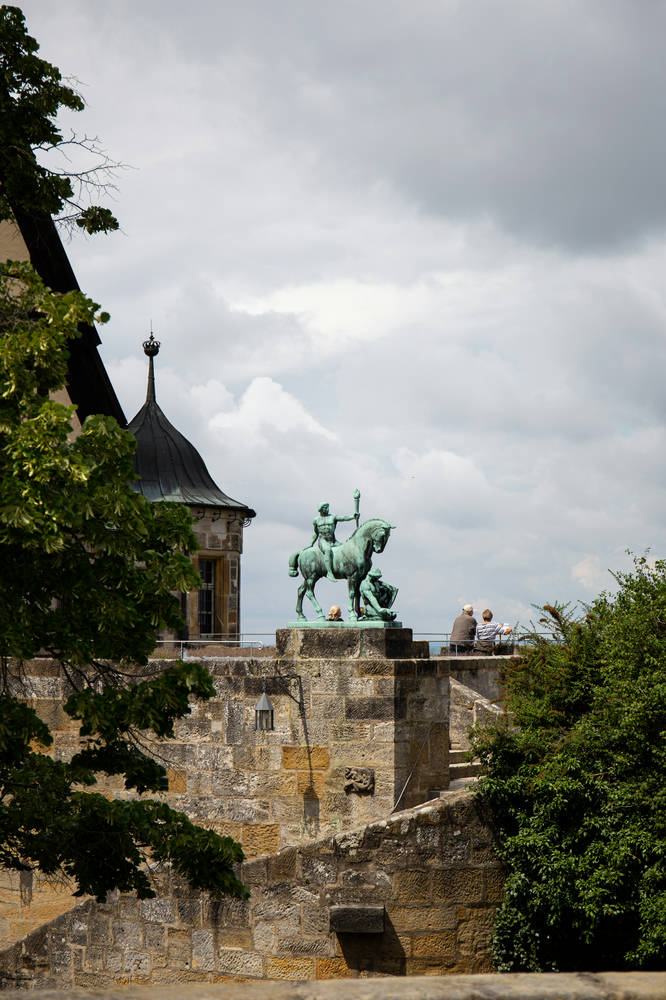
[
  {"xmin": 311, "ymin": 500, "xmax": 357, "ymax": 581},
  {"xmin": 288, "ymin": 490, "xmax": 396, "ymax": 622},
  {"xmin": 360, "ymin": 567, "xmax": 398, "ymax": 622}
]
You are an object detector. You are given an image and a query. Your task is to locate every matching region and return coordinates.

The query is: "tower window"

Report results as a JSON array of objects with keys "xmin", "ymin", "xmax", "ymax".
[{"xmin": 198, "ymin": 558, "xmax": 215, "ymax": 636}]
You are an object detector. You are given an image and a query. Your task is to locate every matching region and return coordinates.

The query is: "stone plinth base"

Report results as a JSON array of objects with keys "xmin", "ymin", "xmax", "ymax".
[{"xmin": 276, "ymin": 626, "xmax": 426, "ymax": 660}]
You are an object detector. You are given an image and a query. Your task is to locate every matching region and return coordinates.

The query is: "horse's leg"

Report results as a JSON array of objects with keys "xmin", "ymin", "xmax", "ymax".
[
  {"xmin": 347, "ymin": 576, "xmax": 358, "ymax": 622},
  {"xmin": 306, "ymin": 574, "xmax": 325, "ymax": 621},
  {"xmin": 296, "ymin": 579, "xmax": 307, "ymax": 620}
]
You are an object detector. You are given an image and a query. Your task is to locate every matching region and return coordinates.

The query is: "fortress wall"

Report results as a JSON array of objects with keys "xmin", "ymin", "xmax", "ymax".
[
  {"xmin": 0, "ymin": 791, "xmax": 502, "ymax": 990},
  {"xmin": 18, "ymin": 646, "xmax": 448, "ymax": 859},
  {"xmin": 0, "ymin": 638, "xmax": 449, "ymax": 957}
]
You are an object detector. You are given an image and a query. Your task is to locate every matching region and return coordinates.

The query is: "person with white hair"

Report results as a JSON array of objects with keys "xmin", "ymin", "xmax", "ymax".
[{"xmin": 449, "ymin": 604, "xmax": 477, "ymax": 654}]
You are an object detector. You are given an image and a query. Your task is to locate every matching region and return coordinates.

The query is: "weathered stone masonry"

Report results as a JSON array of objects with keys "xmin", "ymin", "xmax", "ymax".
[
  {"xmin": 18, "ymin": 628, "xmax": 449, "ymax": 858},
  {"xmin": 0, "ymin": 631, "xmax": 469, "ymax": 985},
  {"xmin": 0, "ymin": 791, "xmax": 502, "ymax": 989}
]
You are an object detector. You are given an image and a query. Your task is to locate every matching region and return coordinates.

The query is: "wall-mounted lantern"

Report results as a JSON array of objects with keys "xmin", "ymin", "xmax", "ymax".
[{"xmin": 254, "ymin": 691, "xmax": 274, "ymax": 731}]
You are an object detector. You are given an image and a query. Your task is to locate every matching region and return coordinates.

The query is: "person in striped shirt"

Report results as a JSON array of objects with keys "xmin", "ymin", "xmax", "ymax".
[{"xmin": 475, "ymin": 610, "xmax": 512, "ymax": 654}]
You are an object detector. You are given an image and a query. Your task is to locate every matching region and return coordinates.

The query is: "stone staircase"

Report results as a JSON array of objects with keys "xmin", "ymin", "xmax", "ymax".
[
  {"xmin": 446, "ymin": 666, "xmax": 505, "ymax": 791},
  {"xmin": 449, "ymin": 748, "xmax": 482, "ymax": 782}
]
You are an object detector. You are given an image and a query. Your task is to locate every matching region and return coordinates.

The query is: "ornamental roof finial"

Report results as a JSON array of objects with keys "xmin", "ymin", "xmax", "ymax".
[{"xmin": 142, "ymin": 330, "xmax": 160, "ymax": 403}]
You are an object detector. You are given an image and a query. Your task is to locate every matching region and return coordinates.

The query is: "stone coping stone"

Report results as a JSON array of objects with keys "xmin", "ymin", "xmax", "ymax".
[
  {"xmin": 5, "ymin": 972, "xmax": 666, "ymax": 999},
  {"xmin": 276, "ymin": 626, "xmax": 423, "ymax": 660}
]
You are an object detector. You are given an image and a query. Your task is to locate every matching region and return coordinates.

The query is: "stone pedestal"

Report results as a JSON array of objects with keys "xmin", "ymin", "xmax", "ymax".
[
  {"xmin": 276, "ymin": 625, "xmax": 427, "ymax": 660},
  {"xmin": 274, "ymin": 625, "xmax": 449, "ymax": 821}
]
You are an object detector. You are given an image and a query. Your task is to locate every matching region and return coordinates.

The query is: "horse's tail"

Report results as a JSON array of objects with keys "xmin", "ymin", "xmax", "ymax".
[{"xmin": 288, "ymin": 550, "xmax": 300, "ymax": 577}]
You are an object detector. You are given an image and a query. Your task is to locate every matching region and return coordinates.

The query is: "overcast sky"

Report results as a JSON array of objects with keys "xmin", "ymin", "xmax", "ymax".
[{"xmin": 15, "ymin": 0, "xmax": 666, "ymax": 637}]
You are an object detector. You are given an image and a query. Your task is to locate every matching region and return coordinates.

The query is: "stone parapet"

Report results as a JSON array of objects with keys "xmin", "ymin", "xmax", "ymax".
[
  {"xmin": 444, "ymin": 655, "xmax": 511, "ymax": 704},
  {"xmin": 449, "ymin": 678, "xmax": 503, "ymax": 752}
]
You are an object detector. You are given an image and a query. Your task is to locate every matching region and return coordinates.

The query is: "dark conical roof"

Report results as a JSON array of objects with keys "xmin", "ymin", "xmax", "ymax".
[{"xmin": 127, "ymin": 334, "xmax": 256, "ymax": 516}]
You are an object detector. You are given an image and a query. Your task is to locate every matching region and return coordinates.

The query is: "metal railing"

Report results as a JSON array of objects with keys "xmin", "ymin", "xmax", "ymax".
[
  {"xmin": 415, "ymin": 632, "xmax": 555, "ymax": 655},
  {"xmin": 153, "ymin": 631, "xmax": 552, "ymax": 658}
]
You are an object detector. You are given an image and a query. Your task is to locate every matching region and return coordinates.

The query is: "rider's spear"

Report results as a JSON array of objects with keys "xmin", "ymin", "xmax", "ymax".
[{"xmin": 353, "ymin": 488, "xmax": 361, "ymax": 527}]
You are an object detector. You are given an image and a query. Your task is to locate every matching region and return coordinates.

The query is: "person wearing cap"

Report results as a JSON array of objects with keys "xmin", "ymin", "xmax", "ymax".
[{"xmin": 449, "ymin": 604, "xmax": 477, "ymax": 654}]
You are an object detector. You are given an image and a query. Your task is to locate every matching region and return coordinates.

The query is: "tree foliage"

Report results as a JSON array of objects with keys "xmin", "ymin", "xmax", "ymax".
[
  {"xmin": 0, "ymin": 262, "xmax": 248, "ymax": 900},
  {"xmin": 0, "ymin": 5, "xmax": 120, "ymax": 234},
  {"xmin": 472, "ymin": 557, "xmax": 666, "ymax": 971}
]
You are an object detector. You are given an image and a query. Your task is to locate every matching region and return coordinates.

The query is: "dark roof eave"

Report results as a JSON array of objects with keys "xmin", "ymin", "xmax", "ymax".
[
  {"xmin": 129, "ymin": 480, "xmax": 256, "ymax": 517},
  {"xmin": 10, "ymin": 206, "xmax": 127, "ymax": 427}
]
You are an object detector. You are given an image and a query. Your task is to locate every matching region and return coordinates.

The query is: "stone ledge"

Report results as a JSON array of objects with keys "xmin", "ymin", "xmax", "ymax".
[{"xmin": 3, "ymin": 971, "xmax": 666, "ymax": 999}]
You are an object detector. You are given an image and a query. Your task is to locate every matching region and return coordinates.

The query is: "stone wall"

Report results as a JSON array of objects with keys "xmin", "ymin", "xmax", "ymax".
[
  {"xmin": 20, "ymin": 630, "xmax": 448, "ymax": 857},
  {"xmin": 0, "ymin": 790, "xmax": 502, "ymax": 990},
  {"xmin": 0, "ymin": 631, "xmax": 451, "ymax": 978},
  {"xmin": 446, "ymin": 657, "xmax": 506, "ymax": 705},
  {"xmin": 0, "ymin": 872, "xmax": 76, "ymax": 954},
  {"xmin": 449, "ymin": 678, "xmax": 502, "ymax": 752}
]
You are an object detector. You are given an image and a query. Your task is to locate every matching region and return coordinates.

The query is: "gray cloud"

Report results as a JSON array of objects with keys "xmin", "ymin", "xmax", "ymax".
[
  {"xmin": 93, "ymin": 0, "xmax": 666, "ymax": 252},
  {"xmin": 15, "ymin": 0, "xmax": 666, "ymax": 635}
]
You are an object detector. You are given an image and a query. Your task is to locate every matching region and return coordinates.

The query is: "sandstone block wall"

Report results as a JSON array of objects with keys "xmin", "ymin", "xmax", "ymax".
[
  {"xmin": 449, "ymin": 678, "xmax": 503, "ymax": 752},
  {"xmin": 0, "ymin": 871, "xmax": 77, "ymax": 954},
  {"xmin": 0, "ymin": 791, "xmax": 502, "ymax": 990},
  {"xmin": 19, "ymin": 647, "xmax": 448, "ymax": 857},
  {"xmin": 446, "ymin": 657, "xmax": 507, "ymax": 705},
  {"xmin": 183, "ymin": 508, "xmax": 245, "ymax": 641}
]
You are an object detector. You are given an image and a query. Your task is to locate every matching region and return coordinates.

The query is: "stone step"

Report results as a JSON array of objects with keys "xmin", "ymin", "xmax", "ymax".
[
  {"xmin": 448, "ymin": 749, "xmax": 472, "ymax": 764},
  {"xmin": 444, "ymin": 775, "xmax": 480, "ymax": 793},
  {"xmin": 449, "ymin": 760, "xmax": 482, "ymax": 780}
]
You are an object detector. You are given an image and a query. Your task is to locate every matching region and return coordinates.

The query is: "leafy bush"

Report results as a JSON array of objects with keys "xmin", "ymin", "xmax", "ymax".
[{"xmin": 472, "ymin": 556, "xmax": 666, "ymax": 971}]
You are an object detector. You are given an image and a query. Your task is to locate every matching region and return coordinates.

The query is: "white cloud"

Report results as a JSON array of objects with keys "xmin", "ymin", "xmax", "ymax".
[
  {"xmin": 209, "ymin": 377, "xmax": 337, "ymax": 444},
  {"xmin": 571, "ymin": 555, "xmax": 611, "ymax": 592},
  {"xmin": 232, "ymin": 277, "xmax": 437, "ymax": 347}
]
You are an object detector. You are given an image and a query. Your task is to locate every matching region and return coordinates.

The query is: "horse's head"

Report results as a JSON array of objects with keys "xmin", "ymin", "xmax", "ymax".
[{"xmin": 370, "ymin": 519, "xmax": 395, "ymax": 553}]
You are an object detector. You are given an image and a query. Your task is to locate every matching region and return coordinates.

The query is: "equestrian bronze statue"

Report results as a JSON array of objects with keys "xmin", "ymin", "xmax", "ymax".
[{"xmin": 288, "ymin": 490, "xmax": 396, "ymax": 622}]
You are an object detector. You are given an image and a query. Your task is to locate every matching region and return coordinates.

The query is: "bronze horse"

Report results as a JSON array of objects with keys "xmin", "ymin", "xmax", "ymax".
[{"xmin": 288, "ymin": 518, "xmax": 394, "ymax": 621}]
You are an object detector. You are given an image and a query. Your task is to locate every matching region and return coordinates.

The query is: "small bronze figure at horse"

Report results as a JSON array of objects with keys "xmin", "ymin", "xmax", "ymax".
[{"xmin": 288, "ymin": 518, "xmax": 394, "ymax": 621}]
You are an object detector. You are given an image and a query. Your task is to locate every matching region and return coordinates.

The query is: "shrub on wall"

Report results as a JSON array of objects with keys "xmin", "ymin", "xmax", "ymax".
[{"xmin": 472, "ymin": 555, "xmax": 666, "ymax": 971}]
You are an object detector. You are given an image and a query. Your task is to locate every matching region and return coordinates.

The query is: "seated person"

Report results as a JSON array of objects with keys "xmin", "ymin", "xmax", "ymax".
[
  {"xmin": 327, "ymin": 605, "xmax": 343, "ymax": 621},
  {"xmin": 475, "ymin": 609, "xmax": 512, "ymax": 653},
  {"xmin": 449, "ymin": 604, "xmax": 476, "ymax": 654}
]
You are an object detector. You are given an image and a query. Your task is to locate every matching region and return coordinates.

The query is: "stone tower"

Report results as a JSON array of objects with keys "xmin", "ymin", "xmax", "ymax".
[{"xmin": 127, "ymin": 334, "xmax": 256, "ymax": 641}]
